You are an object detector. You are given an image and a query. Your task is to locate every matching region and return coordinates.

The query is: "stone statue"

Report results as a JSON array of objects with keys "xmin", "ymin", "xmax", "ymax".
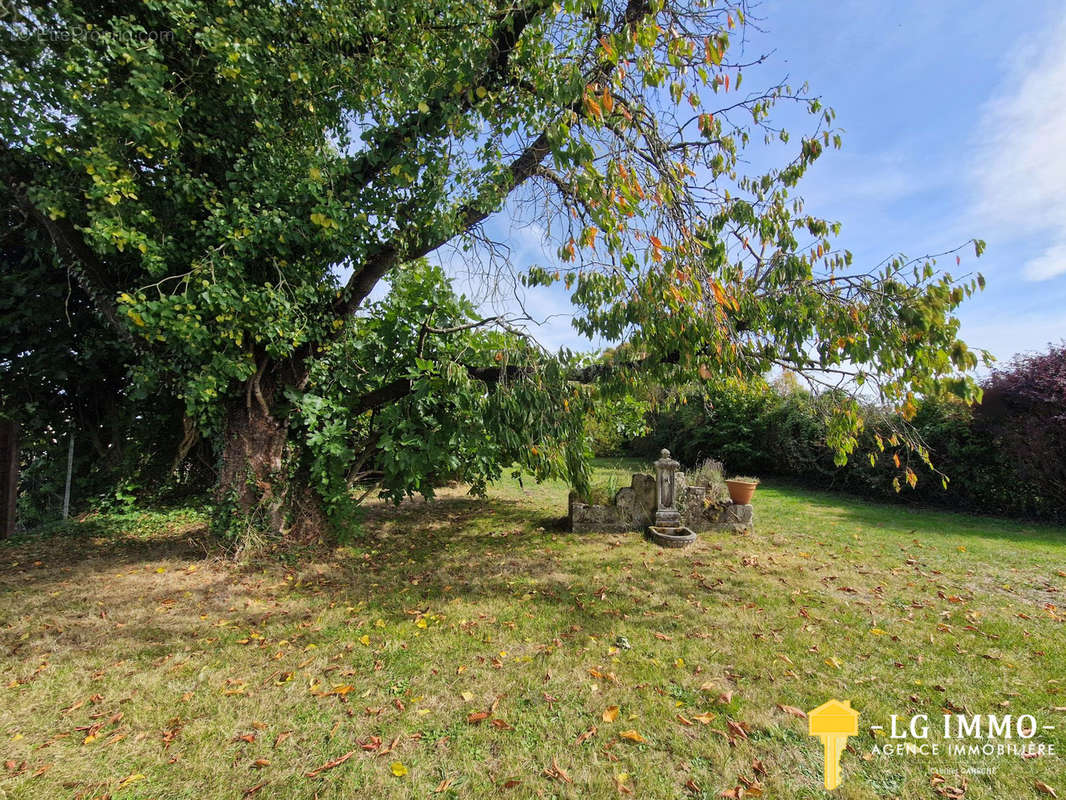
[{"xmin": 653, "ymin": 448, "xmax": 681, "ymax": 527}]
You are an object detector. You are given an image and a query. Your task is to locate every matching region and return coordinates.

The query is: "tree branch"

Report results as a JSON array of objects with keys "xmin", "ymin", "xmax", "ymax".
[
  {"xmin": 2, "ymin": 142, "xmax": 135, "ymax": 345},
  {"xmin": 333, "ymin": 0, "xmax": 653, "ymax": 320}
]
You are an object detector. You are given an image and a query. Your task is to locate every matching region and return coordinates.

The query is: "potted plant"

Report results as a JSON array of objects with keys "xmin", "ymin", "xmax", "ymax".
[{"xmin": 725, "ymin": 476, "xmax": 759, "ymax": 505}]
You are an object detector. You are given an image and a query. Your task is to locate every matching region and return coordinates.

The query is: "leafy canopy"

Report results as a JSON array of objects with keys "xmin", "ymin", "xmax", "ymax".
[{"xmin": 1, "ymin": 0, "xmax": 985, "ymax": 513}]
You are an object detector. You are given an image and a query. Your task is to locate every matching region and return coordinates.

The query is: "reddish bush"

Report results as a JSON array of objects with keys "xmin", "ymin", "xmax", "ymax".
[{"xmin": 978, "ymin": 343, "xmax": 1066, "ymax": 517}]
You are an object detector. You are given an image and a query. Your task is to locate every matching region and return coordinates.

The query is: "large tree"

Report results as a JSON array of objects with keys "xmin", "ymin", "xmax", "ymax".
[{"xmin": 1, "ymin": 0, "xmax": 985, "ymax": 540}]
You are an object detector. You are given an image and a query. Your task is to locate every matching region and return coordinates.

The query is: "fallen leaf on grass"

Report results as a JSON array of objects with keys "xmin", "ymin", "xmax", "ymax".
[
  {"xmin": 738, "ymin": 774, "xmax": 764, "ymax": 795},
  {"xmin": 692, "ymin": 712, "xmax": 716, "ymax": 725},
  {"xmin": 619, "ymin": 730, "xmax": 645, "ymax": 743},
  {"xmin": 1036, "ymin": 781, "xmax": 1058, "ymax": 798},
  {"xmin": 434, "ymin": 778, "xmax": 453, "ymax": 793},
  {"xmin": 543, "ymin": 757, "xmax": 572, "ymax": 783},
  {"xmin": 777, "ymin": 704, "xmax": 807, "ymax": 719},
  {"xmin": 243, "ymin": 782, "xmax": 267, "ymax": 797},
  {"xmin": 575, "ymin": 725, "xmax": 597, "ymax": 745},
  {"xmin": 390, "ymin": 761, "xmax": 408, "ymax": 777},
  {"xmin": 726, "ymin": 720, "xmax": 750, "ymax": 741},
  {"xmin": 467, "ymin": 711, "xmax": 489, "ymax": 724},
  {"xmin": 117, "ymin": 773, "xmax": 145, "ymax": 789},
  {"xmin": 603, "ymin": 705, "xmax": 620, "ymax": 723},
  {"xmin": 305, "ymin": 749, "xmax": 357, "ymax": 778}
]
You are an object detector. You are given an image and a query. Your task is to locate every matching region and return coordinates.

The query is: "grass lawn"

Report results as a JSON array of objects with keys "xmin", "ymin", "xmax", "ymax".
[{"xmin": 1, "ymin": 463, "xmax": 1064, "ymax": 799}]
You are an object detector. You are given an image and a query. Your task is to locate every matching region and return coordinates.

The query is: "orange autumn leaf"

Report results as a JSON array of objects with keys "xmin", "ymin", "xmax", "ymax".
[
  {"xmin": 584, "ymin": 93, "xmax": 602, "ymax": 119},
  {"xmin": 305, "ymin": 748, "xmax": 358, "ymax": 778},
  {"xmin": 726, "ymin": 720, "xmax": 750, "ymax": 740},
  {"xmin": 543, "ymin": 757, "xmax": 572, "ymax": 784},
  {"xmin": 710, "ymin": 281, "xmax": 728, "ymax": 306},
  {"xmin": 602, "ymin": 705, "xmax": 620, "ymax": 723},
  {"xmin": 1035, "ymin": 781, "xmax": 1058, "ymax": 798},
  {"xmin": 618, "ymin": 730, "xmax": 645, "ymax": 743}
]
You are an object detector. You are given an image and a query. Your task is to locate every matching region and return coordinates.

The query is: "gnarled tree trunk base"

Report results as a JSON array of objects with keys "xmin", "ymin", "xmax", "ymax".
[{"xmin": 215, "ymin": 400, "xmax": 328, "ymax": 549}]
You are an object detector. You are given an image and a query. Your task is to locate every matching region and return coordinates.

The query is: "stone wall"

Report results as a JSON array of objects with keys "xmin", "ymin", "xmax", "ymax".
[{"xmin": 569, "ymin": 472, "xmax": 753, "ymax": 534}]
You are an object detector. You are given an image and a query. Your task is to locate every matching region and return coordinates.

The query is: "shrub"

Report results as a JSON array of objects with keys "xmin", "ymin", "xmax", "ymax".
[
  {"xmin": 978, "ymin": 343, "xmax": 1066, "ymax": 517},
  {"xmin": 688, "ymin": 458, "xmax": 727, "ymax": 501},
  {"xmin": 626, "ymin": 342, "xmax": 1066, "ymax": 522}
]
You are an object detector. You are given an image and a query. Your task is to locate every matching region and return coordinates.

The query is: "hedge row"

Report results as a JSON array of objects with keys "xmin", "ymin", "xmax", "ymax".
[{"xmin": 628, "ymin": 344, "xmax": 1066, "ymax": 522}]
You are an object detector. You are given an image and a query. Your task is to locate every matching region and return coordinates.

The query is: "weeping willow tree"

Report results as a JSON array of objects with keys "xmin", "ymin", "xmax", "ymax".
[{"xmin": 1, "ymin": 0, "xmax": 984, "ymax": 540}]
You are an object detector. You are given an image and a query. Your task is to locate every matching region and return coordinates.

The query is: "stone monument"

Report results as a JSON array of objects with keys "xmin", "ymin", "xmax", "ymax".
[
  {"xmin": 654, "ymin": 448, "xmax": 681, "ymax": 527},
  {"xmin": 647, "ymin": 448, "xmax": 696, "ymax": 547}
]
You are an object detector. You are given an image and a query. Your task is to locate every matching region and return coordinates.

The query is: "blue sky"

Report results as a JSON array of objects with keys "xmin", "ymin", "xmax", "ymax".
[{"xmin": 434, "ymin": 0, "xmax": 1066, "ymax": 367}]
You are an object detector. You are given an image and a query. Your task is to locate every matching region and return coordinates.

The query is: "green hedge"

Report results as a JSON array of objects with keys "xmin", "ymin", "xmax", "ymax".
[{"xmin": 629, "ymin": 377, "xmax": 1062, "ymax": 522}]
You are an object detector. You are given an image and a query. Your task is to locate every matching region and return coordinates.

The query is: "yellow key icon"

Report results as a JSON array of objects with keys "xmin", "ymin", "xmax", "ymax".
[{"xmin": 808, "ymin": 699, "xmax": 858, "ymax": 790}]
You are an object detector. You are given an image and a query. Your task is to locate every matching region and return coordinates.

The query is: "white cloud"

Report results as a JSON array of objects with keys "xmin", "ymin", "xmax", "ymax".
[
  {"xmin": 1023, "ymin": 242, "xmax": 1066, "ymax": 281},
  {"xmin": 970, "ymin": 16, "xmax": 1066, "ymax": 282}
]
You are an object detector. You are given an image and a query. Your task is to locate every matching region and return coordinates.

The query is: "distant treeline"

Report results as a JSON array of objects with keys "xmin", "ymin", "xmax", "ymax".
[{"xmin": 623, "ymin": 344, "xmax": 1066, "ymax": 522}]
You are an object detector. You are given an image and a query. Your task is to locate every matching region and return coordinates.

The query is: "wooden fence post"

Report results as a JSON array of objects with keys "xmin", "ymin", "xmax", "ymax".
[{"xmin": 0, "ymin": 421, "xmax": 16, "ymax": 539}]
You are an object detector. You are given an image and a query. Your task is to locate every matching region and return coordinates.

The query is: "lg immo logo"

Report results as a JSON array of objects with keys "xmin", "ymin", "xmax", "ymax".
[
  {"xmin": 805, "ymin": 699, "xmax": 1057, "ymax": 790},
  {"xmin": 808, "ymin": 699, "xmax": 858, "ymax": 790},
  {"xmin": 871, "ymin": 712, "xmax": 1056, "ymax": 758}
]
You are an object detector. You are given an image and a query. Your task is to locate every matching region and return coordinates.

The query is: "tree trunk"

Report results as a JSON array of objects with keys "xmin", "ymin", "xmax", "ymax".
[
  {"xmin": 212, "ymin": 355, "xmax": 330, "ymax": 545},
  {"xmin": 216, "ymin": 397, "xmax": 289, "ymax": 536},
  {"xmin": 215, "ymin": 399, "xmax": 327, "ymax": 546}
]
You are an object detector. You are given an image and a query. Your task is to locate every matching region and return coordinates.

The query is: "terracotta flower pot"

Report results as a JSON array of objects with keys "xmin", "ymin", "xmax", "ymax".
[{"xmin": 725, "ymin": 479, "xmax": 758, "ymax": 505}]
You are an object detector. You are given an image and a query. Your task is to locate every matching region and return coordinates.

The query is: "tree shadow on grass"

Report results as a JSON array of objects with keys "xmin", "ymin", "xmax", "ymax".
[
  {"xmin": 0, "ymin": 490, "xmax": 676, "ymax": 668},
  {"xmin": 335, "ymin": 494, "xmax": 591, "ymax": 602}
]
